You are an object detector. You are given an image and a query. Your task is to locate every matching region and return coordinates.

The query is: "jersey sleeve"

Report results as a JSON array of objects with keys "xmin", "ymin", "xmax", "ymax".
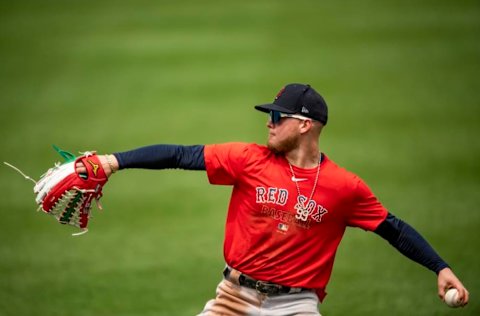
[
  {"xmin": 203, "ymin": 143, "xmax": 251, "ymax": 185},
  {"xmin": 346, "ymin": 176, "xmax": 388, "ymax": 231}
]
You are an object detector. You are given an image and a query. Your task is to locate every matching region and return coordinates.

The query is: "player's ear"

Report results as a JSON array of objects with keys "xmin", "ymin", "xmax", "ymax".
[{"xmin": 299, "ymin": 119, "xmax": 313, "ymax": 134}]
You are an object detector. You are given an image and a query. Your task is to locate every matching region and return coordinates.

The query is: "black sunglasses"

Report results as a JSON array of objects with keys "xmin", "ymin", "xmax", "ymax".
[{"xmin": 269, "ymin": 110, "xmax": 311, "ymax": 125}]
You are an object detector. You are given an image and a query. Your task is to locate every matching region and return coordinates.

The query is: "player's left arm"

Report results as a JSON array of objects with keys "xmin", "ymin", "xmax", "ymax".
[
  {"xmin": 75, "ymin": 144, "xmax": 206, "ymax": 175},
  {"xmin": 114, "ymin": 144, "xmax": 206, "ymax": 170},
  {"xmin": 374, "ymin": 213, "xmax": 469, "ymax": 306}
]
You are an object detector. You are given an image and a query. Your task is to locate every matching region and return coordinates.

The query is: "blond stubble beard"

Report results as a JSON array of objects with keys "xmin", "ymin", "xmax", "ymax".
[{"xmin": 267, "ymin": 133, "xmax": 300, "ymax": 154}]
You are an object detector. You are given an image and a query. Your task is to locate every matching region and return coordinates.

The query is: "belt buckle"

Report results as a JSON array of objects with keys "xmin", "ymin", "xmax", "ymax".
[{"xmin": 255, "ymin": 281, "xmax": 280, "ymax": 295}]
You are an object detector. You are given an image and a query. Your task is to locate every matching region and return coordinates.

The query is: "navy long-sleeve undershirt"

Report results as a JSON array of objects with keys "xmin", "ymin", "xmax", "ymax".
[
  {"xmin": 373, "ymin": 213, "xmax": 449, "ymax": 274},
  {"xmin": 113, "ymin": 144, "xmax": 449, "ymax": 274},
  {"xmin": 114, "ymin": 144, "xmax": 205, "ymax": 170}
]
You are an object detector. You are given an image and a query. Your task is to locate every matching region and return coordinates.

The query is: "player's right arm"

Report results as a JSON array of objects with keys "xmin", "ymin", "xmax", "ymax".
[
  {"xmin": 374, "ymin": 213, "xmax": 469, "ymax": 306},
  {"xmin": 347, "ymin": 176, "xmax": 469, "ymax": 306}
]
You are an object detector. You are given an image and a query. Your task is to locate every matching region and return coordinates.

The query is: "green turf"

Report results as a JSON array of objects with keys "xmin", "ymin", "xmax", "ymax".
[{"xmin": 1, "ymin": 0, "xmax": 479, "ymax": 315}]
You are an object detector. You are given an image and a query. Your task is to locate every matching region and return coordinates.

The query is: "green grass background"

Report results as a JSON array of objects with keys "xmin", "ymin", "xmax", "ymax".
[{"xmin": 1, "ymin": 0, "xmax": 479, "ymax": 315}]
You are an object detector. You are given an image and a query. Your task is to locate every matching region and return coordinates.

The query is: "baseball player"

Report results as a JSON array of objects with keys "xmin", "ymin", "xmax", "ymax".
[{"xmin": 78, "ymin": 83, "xmax": 469, "ymax": 315}]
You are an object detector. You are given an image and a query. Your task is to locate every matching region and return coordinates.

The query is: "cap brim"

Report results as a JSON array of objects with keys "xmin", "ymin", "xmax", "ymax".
[{"xmin": 254, "ymin": 103, "xmax": 297, "ymax": 114}]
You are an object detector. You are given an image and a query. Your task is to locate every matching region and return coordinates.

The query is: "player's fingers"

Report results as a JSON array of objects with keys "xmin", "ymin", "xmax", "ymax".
[
  {"xmin": 75, "ymin": 162, "xmax": 87, "ymax": 174},
  {"xmin": 438, "ymin": 286, "xmax": 446, "ymax": 300},
  {"xmin": 438, "ymin": 284, "xmax": 452, "ymax": 300},
  {"xmin": 457, "ymin": 287, "xmax": 469, "ymax": 306},
  {"xmin": 464, "ymin": 289, "xmax": 470, "ymax": 306}
]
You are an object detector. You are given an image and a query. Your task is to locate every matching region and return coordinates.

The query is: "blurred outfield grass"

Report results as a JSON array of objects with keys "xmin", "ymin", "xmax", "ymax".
[{"xmin": 1, "ymin": 0, "xmax": 479, "ymax": 315}]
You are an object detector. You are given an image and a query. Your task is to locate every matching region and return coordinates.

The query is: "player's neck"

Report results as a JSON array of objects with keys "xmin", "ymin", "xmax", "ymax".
[{"xmin": 285, "ymin": 144, "xmax": 320, "ymax": 169}]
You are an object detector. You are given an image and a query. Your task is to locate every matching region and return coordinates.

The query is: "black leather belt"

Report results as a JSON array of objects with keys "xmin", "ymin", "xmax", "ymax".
[{"xmin": 223, "ymin": 266, "xmax": 307, "ymax": 296}]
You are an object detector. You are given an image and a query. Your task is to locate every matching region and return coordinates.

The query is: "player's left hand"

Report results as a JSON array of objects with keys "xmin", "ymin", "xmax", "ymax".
[
  {"xmin": 33, "ymin": 146, "xmax": 110, "ymax": 235},
  {"xmin": 437, "ymin": 267, "xmax": 469, "ymax": 307},
  {"xmin": 76, "ymin": 154, "xmax": 118, "ymax": 177}
]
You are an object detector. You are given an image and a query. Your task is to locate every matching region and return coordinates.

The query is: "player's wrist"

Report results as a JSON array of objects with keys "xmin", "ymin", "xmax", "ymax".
[
  {"xmin": 104, "ymin": 154, "xmax": 119, "ymax": 175},
  {"xmin": 435, "ymin": 264, "xmax": 451, "ymax": 275}
]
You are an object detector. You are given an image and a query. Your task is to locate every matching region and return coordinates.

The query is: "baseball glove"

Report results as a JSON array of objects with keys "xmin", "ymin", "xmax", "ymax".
[{"xmin": 32, "ymin": 146, "xmax": 108, "ymax": 235}]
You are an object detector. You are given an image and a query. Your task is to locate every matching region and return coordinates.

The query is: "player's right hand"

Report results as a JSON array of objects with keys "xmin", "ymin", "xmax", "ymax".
[{"xmin": 437, "ymin": 267, "xmax": 469, "ymax": 307}]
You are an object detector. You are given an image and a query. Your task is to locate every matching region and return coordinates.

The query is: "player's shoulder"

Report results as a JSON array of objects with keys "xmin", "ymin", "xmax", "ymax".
[
  {"xmin": 246, "ymin": 143, "xmax": 272, "ymax": 156},
  {"xmin": 232, "ymin": 143, "xmax": 274, "ymax": 163},
  {"xmin": 204, "ymin": 142, "xmax": 273, "ymax": 164},
  {"xmin": 205, "ymin": 142, "xmax": 267, "ymax": 155},
  {"xmin": 322, "ymin": 154, "xmax": 364, "ymax": 188}
]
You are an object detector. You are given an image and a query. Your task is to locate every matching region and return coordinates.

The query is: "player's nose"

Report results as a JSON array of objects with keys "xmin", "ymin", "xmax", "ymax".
[{"xmin": 267, "ymin": 119, "xmax": 274, "ymax": 129}]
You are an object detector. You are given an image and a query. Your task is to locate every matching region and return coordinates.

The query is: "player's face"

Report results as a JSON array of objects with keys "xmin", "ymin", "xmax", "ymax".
[{"xmin": 266, "ymin": 116, "xmax": 302, "ymax": 154}]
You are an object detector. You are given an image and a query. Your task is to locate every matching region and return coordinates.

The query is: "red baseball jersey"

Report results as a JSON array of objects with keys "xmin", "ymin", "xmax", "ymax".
[{"xmin": 204, "ymin": 143, "xmax": 388, "ymax": 301}]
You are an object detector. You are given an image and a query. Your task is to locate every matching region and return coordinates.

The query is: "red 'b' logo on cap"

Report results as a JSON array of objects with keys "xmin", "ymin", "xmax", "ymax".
[{"xmin": 275, "ymin": 87, "xmax": 286, "ymax": 100}]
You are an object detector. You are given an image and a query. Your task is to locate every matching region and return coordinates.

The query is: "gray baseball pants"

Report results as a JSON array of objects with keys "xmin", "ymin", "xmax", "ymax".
[{"xmin": 198, "ymin": 275, "xmax": 321, "ymax": 316}]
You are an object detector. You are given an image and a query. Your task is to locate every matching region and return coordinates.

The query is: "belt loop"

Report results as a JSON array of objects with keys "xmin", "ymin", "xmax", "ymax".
[
  {"xmin": 224, "ymin": 266, "xmax": 242, "ymax": 286},
  {"xmin": 223, "ymin": 266, "xmax": 231, "ymax": 279},
  {"xmin": 229, "ymin": 268, "xmax": 242, "ymax": 286}
]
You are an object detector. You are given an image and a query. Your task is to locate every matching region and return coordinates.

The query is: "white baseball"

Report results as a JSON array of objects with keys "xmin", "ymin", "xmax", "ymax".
[{"xmin": 444, "ymin": 288, "xmax": 461, "ymax": 307}]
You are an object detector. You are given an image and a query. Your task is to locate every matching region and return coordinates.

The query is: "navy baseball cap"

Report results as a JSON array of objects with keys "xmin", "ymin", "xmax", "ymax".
[{"xmin": 255, "ymin": 83, "xmax": 328, "ymax": 125}]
